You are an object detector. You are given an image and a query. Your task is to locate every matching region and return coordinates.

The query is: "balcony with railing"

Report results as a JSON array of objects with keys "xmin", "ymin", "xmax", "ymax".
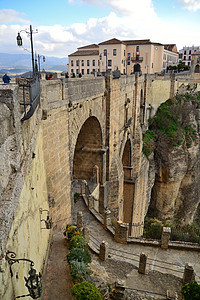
[{"xmin": 131, "ymin": 56, "xmax": 143, "ymax": 62}]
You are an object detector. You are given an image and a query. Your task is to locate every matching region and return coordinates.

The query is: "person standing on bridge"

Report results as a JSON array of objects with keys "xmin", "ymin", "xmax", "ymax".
[{"xmin": 2, "ymin": 74, "xmax": 11, "ymax": 84}]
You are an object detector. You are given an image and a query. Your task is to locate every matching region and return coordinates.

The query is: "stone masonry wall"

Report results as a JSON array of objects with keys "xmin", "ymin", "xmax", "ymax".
[{"xmin": 0, "ymin": 84, "xmax": 50, "ymax": 299}]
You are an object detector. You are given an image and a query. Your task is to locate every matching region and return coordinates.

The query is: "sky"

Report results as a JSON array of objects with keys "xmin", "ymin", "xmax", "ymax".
[{"xmin": 0, "ymin": 0, "xmax": 200, "ymax": 58}]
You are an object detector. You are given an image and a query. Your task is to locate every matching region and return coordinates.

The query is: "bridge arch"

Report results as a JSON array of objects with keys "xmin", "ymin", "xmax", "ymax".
[
  {"xmin": 73, "ymin": 116, "xmax": 103, "ymax": 183},
  {"xmin": 122, "ymin": 139, "xmax": 135, "ymax": 235}
]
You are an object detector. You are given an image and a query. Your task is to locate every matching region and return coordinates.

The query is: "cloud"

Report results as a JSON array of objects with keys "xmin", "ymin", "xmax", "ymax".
[
  {"xmin": 0, "ymin": 9, "xmax": 30, "ymax": 24},
  {"xmin": 178, "ymin": 0, "xmax": 200, "ymax": 11},
  {"xmin": 0, "ymin": 3, "xmax": 200, "ymax": 58}
]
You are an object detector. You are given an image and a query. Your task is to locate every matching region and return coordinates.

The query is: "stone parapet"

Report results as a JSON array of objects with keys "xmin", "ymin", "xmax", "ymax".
[
  {"xmin": 138, "ymin": 253, "xmax": 147, "ymax": 274},
  {"xmin": 161, "ymin": 227, "xmax": 171, "ymax": 249},
  {"xmin": 114, "ymin": 221, "xmax": 129, "ymax": 244},
  {"xmin": 183, "ymin": 264, "xmax": 195, "ymax": 285},
  {"xmin": 99, "ymin": 241, "xmax": 108, "ymax": 261}
]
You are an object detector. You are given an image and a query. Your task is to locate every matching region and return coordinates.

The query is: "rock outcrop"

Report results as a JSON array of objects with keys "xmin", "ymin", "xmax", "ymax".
[{"xmin": 146, "ymin": 96, "xmax": 200, "ymax": 225}]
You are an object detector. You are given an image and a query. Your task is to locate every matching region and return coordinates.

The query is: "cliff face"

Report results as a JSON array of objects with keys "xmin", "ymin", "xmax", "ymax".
[
  {"xmin": 151, "ymin": 142, "xmax": 199, "ymax": 224},
  {"xmin": 145, "ymin": 96, "xmax": 200, "ymax": 225}
]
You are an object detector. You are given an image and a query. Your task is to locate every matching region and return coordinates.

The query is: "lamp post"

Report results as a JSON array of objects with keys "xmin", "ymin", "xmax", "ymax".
[
  {"xmin": 16, "ymin": 25, "xmax": 37, "ymax": 77},
  {"xmin": 5, "ymin": 251, "xmax": 42, "ymax": 299},
  {"xmin": 38, "ymin": 54, "xmax": 45, "ymax": 73}
]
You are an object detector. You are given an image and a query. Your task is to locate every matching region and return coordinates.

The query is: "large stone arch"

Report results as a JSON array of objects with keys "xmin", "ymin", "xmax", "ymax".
[
  {"xmin": 69, "ymin": 100, "xmax": 105, "ymax": 167},
  {"xmin": 119, "ymin": 128, "xmax": 134, "ymax": 160},
  {"xmin": 122, "ymin": 138, "xmax": 135, "ymax": 235},
  {"xmin": 73, "ymin": 116, "xmax": 103, "ymax": 183},
  {"xmin": 69, "ymin": 99, "xmax": 106, "ymax": 211}
]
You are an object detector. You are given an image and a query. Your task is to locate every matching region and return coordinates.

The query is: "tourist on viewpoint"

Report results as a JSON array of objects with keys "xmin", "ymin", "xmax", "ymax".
[{"xmin": 2, "ymin": 74, "xmax": 11, "ymax": 84}]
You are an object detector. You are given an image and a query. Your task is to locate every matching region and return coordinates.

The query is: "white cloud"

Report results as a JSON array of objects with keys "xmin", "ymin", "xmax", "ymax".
[
  {"xmin": 0, "ymin": 9, "xmax": 29, "ymax": 24},
  {"xmin": 178, "ymin": 0, "xmax": 200, "ymax": 11},
  {"xmin": 0, "ymin": 3, "xmax": 200, "ymax": 58}
]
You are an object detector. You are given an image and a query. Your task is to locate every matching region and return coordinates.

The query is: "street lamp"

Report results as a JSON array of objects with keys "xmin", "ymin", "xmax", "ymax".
[
  {"xmin": 38, "ymin": 54, "xmax": 45, "ymax": 73},
  {"xmin": 16, "ymin": 25, "xmax": 38, "ymax": 77},
  {"xmin": 5, "ymin": 250, "xmax": 42, "ymax": 299}
]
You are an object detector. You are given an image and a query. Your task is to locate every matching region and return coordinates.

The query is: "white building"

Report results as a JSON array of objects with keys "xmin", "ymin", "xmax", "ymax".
[{"xmin": 179, "ymin": 46, "xmax": 200, "ymax": 67}]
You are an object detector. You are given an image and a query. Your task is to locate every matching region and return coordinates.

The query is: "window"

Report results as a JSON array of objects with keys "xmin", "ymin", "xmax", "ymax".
[
  {"xmin": 71, "ymin": 69, "xmax": 74, "ymax": 74},
  {"xmin": 87, "ymin": 69, "xmax": 90, "ymax": 74},
  {"xmin": 136, "ymin": 55, "xmax": 139, "ymax": 60},
  {"xmin": 104, "ymin": 49, "xmax": 107, "ymax": 56},
  {"xmin": 71, "ymin": 60, "xmax": 74, "ymax": 66},
  {"xmin": 108, "ymin": 60, "xmax": 112, "ymax": 67},
  {"xmin": 82, "ymin": 69, "xmax": 84, "ymax": 75},
  {"xmin": 76, "ymin": 60, "xmax": 79, "ymax": 67},
  {"xmin": 127, "ymin": 53, "xmax": 131, "ymax": 65},
  {"xmin": 87, "ymin": 60, "xmax": 90, "ymax": 66},
  {"xmin": 152, "ymin": 62, "xmax": 153, "ymax": 68},
  {"xmin": 92, "ymin": 69, "xmax": 95, "ymax": 73},
  {"xmin": 76, "ymin": 69, "xmax": 79, "ymax": 74},
  {"xmin": 136, "ymin": 46, "xmax": 139, "ymax": 52},
  {"xmin": 184, "ymin": 50, "xmax": 186, "ymax": 55},
  {"xmin": 189, "ymin": 50, "xmax": 191, "ymax": 55},
  {"xmin": 92, "ymin": 60, "xmax": 95, "ymax": 66},
  {"xmin": 189, "ymin": 56, "xmax": 191, "ymax": 60},
  {"xmin": 113, "ymin": 49, "xmax": 117, "ymax": 56},
  {"xmin": 81, "ymin": 60, "xmax": 84, "ymax": 66},
  {"xmin": 124, "ymin": 50, "xmax": 125, "ymax": 56},
  {"xmin": 184, "ymin": 56, "xmax": 186, "ymax": 60}
]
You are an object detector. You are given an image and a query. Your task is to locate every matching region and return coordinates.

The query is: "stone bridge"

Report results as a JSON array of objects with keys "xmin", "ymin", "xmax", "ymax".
[{"xmin": 1, "ymin": 72, "xmax": 200, "ymax": 299}]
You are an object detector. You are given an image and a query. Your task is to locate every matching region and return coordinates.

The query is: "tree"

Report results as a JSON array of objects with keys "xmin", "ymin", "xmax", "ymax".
[{"xmin": 181, "ymin": 281, "xmax": 200, "ymax": 300}]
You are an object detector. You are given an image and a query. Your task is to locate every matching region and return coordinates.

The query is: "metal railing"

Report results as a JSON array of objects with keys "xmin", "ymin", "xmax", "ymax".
[{"xmin": 18, "ymin": 75, "xmax": 40, "ymax": 122}]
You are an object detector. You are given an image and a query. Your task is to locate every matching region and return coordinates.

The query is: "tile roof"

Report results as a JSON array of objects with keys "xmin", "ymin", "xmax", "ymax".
[
  {"xmin": 164, "ymin": 44, "xmax": 178, "ymax": 53},
  {"xmin": 69, "ymin": 50, "xmax": 99, "ymax": 57},
  {"xmin": 98, "ymin": 38, "xmax": 123, "ymax": 45},
  {"xmin": 124, "ymin": 39, "xmax": 163, "ymax": 46},
  {"xmin": 78, "ymin": 44, "xmax": 99, "ymax": 50}
]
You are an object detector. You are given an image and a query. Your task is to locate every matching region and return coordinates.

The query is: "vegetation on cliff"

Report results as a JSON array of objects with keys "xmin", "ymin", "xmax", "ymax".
[
  {"xmin": 143, "ymin": 90, "xmax": 200, "ymax": 241},
  {"xmin": 142, "ymin": 92, "xmax": 200, "ymax": 157}
]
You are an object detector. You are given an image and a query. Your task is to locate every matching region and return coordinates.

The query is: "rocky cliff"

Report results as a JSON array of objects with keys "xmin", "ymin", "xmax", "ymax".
[{"xmin": 144, "ymin": 91, "xmax": 200, "ymax": 225}]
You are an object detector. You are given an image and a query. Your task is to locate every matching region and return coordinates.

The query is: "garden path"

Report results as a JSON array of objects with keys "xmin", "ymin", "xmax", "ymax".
[{"xmin": 42, "ymin": 232, "xmax": 73, "ymax": 300}]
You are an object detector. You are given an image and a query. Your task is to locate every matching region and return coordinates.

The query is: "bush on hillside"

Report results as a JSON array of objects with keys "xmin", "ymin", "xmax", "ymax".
[
  {"xmin": 70, "ymin": 260, "xmax": 91, "ymax": 284},
  {"xmin": 181, "ymin": 281, "xmax": 200, "ymax": 300},
  {"xmin": 72, "ymin": 281, "xmax": 102, "ymax": 300},
  {"xmin": 67, "ymin": 247, "xmax": 91, "ymax": 265}
]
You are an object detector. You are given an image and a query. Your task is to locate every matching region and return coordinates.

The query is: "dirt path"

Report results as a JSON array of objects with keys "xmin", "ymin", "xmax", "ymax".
[{"xmin": 42, "ymin": 232, "xmax": 73, "ymax": 300}]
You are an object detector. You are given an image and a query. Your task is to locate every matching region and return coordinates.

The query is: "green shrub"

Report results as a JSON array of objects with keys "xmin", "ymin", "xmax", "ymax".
[
  {"xmin": 143, "ymin": 96, "xmax": 198, "ymax": 152},
  {"xmin": 72, "ymin": 281, "xmax": 102, "ymax": 300},
  {"xmin": 64, "ymin": 226, "xmax": 82, "ymax": 240},
  {"xmin": 69, "ymin": 235, "xmax": 85, "ymax": 250},
  {"xmin": 171, "ymin": 223, "xmax": 200, "ymax": 244},
  {"xmin": 67, "ymin": 247, "xmax": 91, "ymax": 265},
  {"xmin": 70, "ymin": 261, "xmax": 91, "ymax": 284},
  {"xmin": 142, "ymin": 130, "xmax": 157, "ymax": 157},
  {"xmin": 143, "ymin": 218, "xmax": 162, "ymax": 240},
  {"xmin": 181, "ymin": 281, "xmax": 200, "ymax": 300},
  {"xmin": 63, "ymin": 224, "xmax": 74, "ymax": 236}
]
